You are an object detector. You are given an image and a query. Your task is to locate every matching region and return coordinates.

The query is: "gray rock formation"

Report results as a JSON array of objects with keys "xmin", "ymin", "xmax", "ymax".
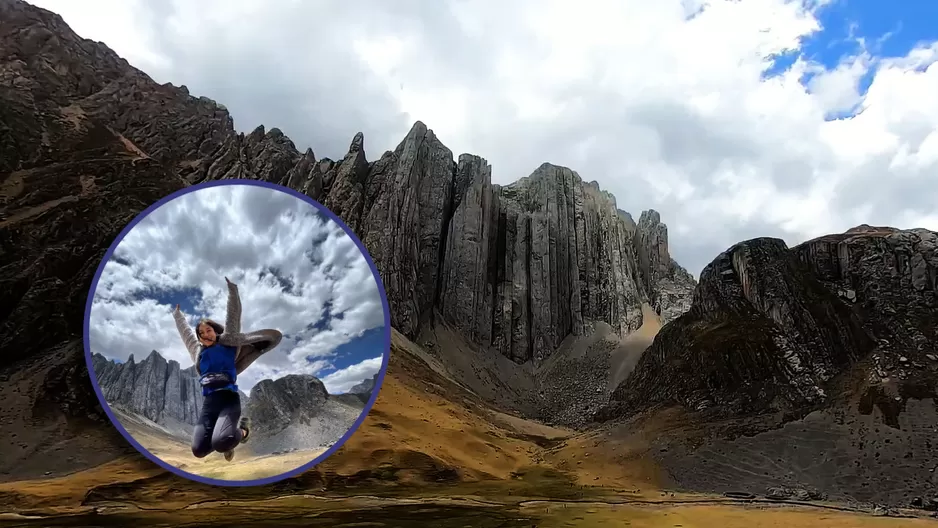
[
  {"xmin": 348, "ymin": 373, "xmax": 377, "ymax": 395},
  {"xmin": 357, "ymin": 124, "xmax": 460, "ymax": 338},
  {"xmin": 75, "ymin": 70, "xmax": 701, "ymax": 367},
  {"xmin": 0, "ymin": 0, "xmax": 696, "ymax": 369},
  {"xmin": 437, "ymin": 161, "xmax": 695, "ymax": 363},
  {"xmin": 244, "ymin": 374, "xmax": 361, "ymax": 456},
  {"xmin": 604, "ymin": 237, "xmax": 877, "ymax": 418},
  {"xmin": 634, "ymin": 210, "xmax": 696, "ymax": 324},
  {"xmin": 600, "ymin": 226, "xmax": 938, "ymax": 508},
  {"xmin": 792, "ymin": 225, "xmax": 938, "ymax": 424},
  {"xmin": 91, "ymin": 351, "xmax": 204, "ymax": 429},
  {"xmin": 605, "ymin": 226, "xmax": 937, "ymax": 421},
  {"xmin": 92, "ymin": 351, "xmax": 257, "ymax": 436},
  {"xmin": 248, "ymin": 398, "xmax": 363, "ymax": 457},
  {"xmin": 244, "ymin": 374, "xmax": 329, "ymax": 437}
]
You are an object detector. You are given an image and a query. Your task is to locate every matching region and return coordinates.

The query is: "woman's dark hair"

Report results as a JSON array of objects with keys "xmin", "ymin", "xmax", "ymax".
[{"xmin": 196, "ymin": 319, "xmax": 224, "ymax": 341}]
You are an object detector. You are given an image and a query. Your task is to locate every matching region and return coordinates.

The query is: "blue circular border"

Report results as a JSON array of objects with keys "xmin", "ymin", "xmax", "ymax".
[{"xmin": 82, "ymin": 178, "xmax": 392, "ymax": 488}]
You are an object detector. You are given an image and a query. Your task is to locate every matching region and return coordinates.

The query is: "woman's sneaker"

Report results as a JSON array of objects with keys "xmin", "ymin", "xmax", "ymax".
[
  {"xmin": 239, "ymin": 416, "xmax": 251, "ymax": 444},
  {"xmin": 224, "ymin": 449, "xmax": 235, "ymax": 462}
]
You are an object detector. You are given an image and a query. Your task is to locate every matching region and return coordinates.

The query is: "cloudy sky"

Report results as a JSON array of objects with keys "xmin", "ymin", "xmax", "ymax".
[
  {"xmin": 34, "ymin": 0, "xmax": 938, "ymax": 277},
  {"xmin": 88, "ymin": 184, "xmax": 387, "ymax": 395}
]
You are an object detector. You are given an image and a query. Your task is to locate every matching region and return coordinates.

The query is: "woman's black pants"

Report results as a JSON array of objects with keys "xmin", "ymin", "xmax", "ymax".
[{"xmin": 191, "ymin": 389, "xmax": 243, "ymax": 458}]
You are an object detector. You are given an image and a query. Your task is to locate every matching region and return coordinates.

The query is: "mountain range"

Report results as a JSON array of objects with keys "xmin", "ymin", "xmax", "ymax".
[
  {"xmin": 91, "ymin": 351, "xmax": 211, "ymax": 437},
  {"xmin": 0, "ymin": 0, "xmax": 936, "ymax": 518},
  {"xmin": 91, "ymin": 350, "xmax": 365, "ymax": 455}
]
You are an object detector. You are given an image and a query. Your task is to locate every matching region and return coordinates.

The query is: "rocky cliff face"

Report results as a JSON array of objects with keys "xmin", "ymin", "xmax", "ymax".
[
  {"xmin": 91, "ymin": 351, "xmax": 204, "ymax": 429},
  {"xmin": 634, "ymin": 210, "xmax": 696, "ymax": 325},
  {"xmin": 0, "ymin": 0, "xmax": 695, "ymax": 374},
  {"xmin": 600, "ymin": 227, "xmax": 938, "ymax": 507},
  {"xmin": 604, "ymin": 227, "xmax": 937, "ymax": 421},
  {"xmin": 439, "ymin": 163, "xmax": 674, "ymax": 362},
  {"xmin": 336, "ymin": 126, "xmax": 696, "ymax": 362},
  {"xmin": 604, "ymin": 237, "xmax": 876, "ymax": 418},
  {"xmin": 792, "ymin": 226, "xmax": 938, "ymax": 422},
  {"xmin": 245, "ymin": 374, "xmax": 329, "ymax": 436}
]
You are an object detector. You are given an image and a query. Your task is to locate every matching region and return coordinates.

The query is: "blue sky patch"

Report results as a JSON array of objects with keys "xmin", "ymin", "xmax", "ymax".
[
  {"xmin": 329, "ymin": 326, "xmax": 386, "ymax": 372},
  {"xmin": 764, "ymin": 0, "xmax": 938, "ymax": 112}
]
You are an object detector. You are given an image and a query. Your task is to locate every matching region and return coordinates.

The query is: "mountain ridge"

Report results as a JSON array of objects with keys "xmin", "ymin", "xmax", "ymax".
[
  {"xmin": 91, "ymin": 350, "xmax": 364, "ymax": 456},
  {"xmin": 603, "ymin": 227, "xmax": 936, "ymax": 422},
  {"xmin": 3, "ymin": 0, "xmax": 937, "ymax": 514},
  {"xmin": 91, "ymin": 350, "xmax": 343, "ymax": 431},
  {"xmin": 1, "ymin": 0, "xmax": 695, "ymax": 431},
  {"xmin": 595, "ymin": 227, "xmax": 938, "ymax": 506},
  {"xmin": 91, "ymin": 350, "xmax": 206, "ymax": 436},
  {"xmin": 0, "ymin": 0, "xmax": 694, "ymax": 369}
]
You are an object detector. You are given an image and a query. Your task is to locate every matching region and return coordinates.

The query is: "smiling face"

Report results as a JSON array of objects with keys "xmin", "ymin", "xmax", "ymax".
[{"xmin": 197, "ymin": 321, "xmax": 217, "ymax": 347}]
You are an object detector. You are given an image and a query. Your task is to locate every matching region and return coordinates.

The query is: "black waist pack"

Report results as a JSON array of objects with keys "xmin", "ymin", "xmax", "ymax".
[{"xmin": 200, "ymin": 372, "xmax": 233, "ymax": 389}]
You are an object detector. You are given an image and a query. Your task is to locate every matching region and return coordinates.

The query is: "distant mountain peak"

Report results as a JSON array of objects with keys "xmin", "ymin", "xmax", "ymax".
[{"xmin": 349, "ymin": 373, "xmax": 378, "ymax": 395}]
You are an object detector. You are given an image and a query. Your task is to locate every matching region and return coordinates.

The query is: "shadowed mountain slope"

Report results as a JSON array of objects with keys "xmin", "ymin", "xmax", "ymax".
[{"xmin": 599, "ymin": 229, "xmax": 938, "ymax": 506}]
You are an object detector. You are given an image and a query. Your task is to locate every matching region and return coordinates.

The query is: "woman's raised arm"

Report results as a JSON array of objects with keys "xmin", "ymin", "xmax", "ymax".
[
  {"xmin": 224, "ymin": 277, "xmax": 242, "ymax": 335},
  {"xmin": 173, "ymin": 304, "xmax": 200, "ymax": 364}
]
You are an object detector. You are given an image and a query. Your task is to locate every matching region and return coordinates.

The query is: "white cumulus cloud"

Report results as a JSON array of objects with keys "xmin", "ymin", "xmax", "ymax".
[{"xmin": 32, "ymin": 0, "xmax": 938, "ymax": 278}]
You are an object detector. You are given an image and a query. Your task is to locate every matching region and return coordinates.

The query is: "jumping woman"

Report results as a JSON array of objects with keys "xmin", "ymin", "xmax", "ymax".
[{"xmin": 173, "ymin": 277, "xmax": 283, "ymax": 462}]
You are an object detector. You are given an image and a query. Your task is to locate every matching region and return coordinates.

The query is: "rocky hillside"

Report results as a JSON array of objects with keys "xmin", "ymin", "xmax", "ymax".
[
  {"xmin": 246, "ymin": 374, "xmax": 329, "ymax": 435},
  {"xmin": 599, "ymin": 227, "xmax": 938, "ymax": 506},
  {"xmin": 605, "ymin": 227, "xmax": 937, "ymax": 420},
  {"xmin": 793, "ymin": 225, "xmax": 938, "ymax": 411},
  {"xmin": 605, "ymin": 237, "xmax": 873, "ymax": 418},
  {"xmin": 245, "ymin": 374, "xmax": 363, "ymax": 456},
  {"xmin": 0, "ymin": 0, "xmax": 190, "ymax": 479}
]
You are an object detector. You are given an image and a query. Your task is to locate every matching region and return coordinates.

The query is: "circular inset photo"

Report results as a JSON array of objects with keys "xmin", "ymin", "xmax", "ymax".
[{"xmin": 83, "ymin": 180, "xmax": 391, "ymax": 486}]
